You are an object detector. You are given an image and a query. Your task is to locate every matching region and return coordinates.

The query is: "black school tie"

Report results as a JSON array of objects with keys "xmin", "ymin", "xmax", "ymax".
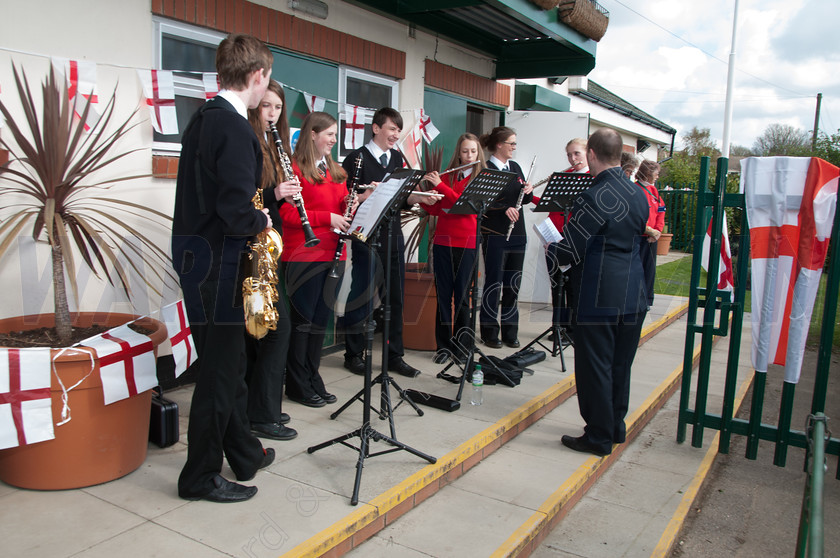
[
  {"xmin": 317, "ymin": 161, "xmax": 327, "ymax": 178},
  {"xmin": 380, "ymin": 153, "xmax": 388, "ymax": 168}
]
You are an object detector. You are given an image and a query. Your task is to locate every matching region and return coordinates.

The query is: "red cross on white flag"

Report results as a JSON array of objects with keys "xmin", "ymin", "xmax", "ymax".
[
  {"xmin": 398, "ymin": 123, "xmax": 423, "ymax": 169},
  {"xmin": 416, "ymin": 109, "xmax": 440, "ymax": 144},
  {"xmin": 203, "ymin": 73, "xmax": 220, "ymax": 99},
  {"xmin": 81, "ymin": 324, "xmax": 157, "ymax": 405},
  {"xmin": 52, "ymin": 58, "xmax": 101, "ymax": 131},
  {"xmin": 305, "ymin": 93, "xmax": 326, "ymax": 113},
  {"xmin": 161, "ymin": 300, "xmax": 197, "ymax": 378},
  {"xmin": 343, "ymin": 105, "xmax": 373, "ymax": 150},
  {"xmin": 0, "ymin": 348, "xmax": 54, "ymax": 450},
  {"xmin": 138, "ymin": 69, "xmax": 178, "ymax": 135},
  {"xmin": 700, "ymin": 211, "xmax": 734, "ymax": 302}
]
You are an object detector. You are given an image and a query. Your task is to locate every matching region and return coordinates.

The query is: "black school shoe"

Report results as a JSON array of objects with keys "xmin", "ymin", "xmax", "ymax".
[
  {"xmin": 251, "ymin": 422, "xmax": 298, "ymax": 441},
  {"xmin": 289, "ymin": 394, "xmax": 326, "ymax": 408},
  {"xmin": 185, "ymin": 475, "xmax": 257, "ymax": 503},
  {"xmin": 388, "ymin": 358, "xmax": 420, "ymax": 378},
  {"xmin": 561, "ymin": 435, "xmax": 611, "ymax": 457},
  {"xmin": 343, "ymin": 355, "xmax": 365, "ymax": 375}
]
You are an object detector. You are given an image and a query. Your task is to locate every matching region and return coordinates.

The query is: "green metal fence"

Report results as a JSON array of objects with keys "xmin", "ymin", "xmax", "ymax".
[
  {"xmin": 659, "ymin": 186, "xmax": 697, "ymax": 252},
  {"xmin": 677, "ymin": 156, "xmax": 840, "ymax": 471}
]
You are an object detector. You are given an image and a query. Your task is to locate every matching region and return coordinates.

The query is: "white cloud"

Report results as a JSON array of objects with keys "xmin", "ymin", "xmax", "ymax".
[{"xmin": 589, "ymin": 0, "xmax": 837, "ymax": 150}]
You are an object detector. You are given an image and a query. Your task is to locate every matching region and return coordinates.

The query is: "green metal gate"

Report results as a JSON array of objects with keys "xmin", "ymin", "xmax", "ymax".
[{"xmin": 676, "ymin": 156, "xmax": 840, "ymax": 471}]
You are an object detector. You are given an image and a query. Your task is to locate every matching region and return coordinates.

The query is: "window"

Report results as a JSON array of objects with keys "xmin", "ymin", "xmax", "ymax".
[
  {"xmin": 338, "ymin": 68, "xmax": 399, "ymax": 159},
  {"xmin": 152, "ymin": 18, "xmax": 225, "ymax": 153}
]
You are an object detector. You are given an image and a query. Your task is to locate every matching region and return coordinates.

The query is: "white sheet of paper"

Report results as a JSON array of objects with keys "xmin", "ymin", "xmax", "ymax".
[
  {"xmin": 349, "ymin": 175, "xmax": 406, "ymax": 241},
  {"xmin": 534, "ymin": 217, "xmax": 562, "ymax": 245}
]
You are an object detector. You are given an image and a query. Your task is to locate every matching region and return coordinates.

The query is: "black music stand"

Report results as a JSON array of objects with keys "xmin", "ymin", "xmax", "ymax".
[
  {"xmin": 309, "ymin": 169, "xmax": 435, "ymax": 506},
  {"xmin": 515, "ymin": 172, "xmax": 593, "ymax": 369},
  {"xmin": 434, "ymin": 168, "xmax": 518, "ymax": 401},
  {"xmin": 330, "ymin": 169, "xmax": 426, "ymax": 430}
]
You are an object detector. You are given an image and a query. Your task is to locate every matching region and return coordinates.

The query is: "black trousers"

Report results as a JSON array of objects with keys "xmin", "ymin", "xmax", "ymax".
[
  {"xmin": 571, "ymin": 311, "xmax": 646, "ymax": 454},
  {"xmin": 244, "ymin": 286, "xmax": 291, "ymax": 424},
  {"xmin": 342, "ymin": 237, "xmax": 405, "ymax": 363},
  {"xmin": 284, "ymin": 261, "xmax": 342, "ymax": 400},
  {"xmin": 433, "ymin": 244, "xmax": 476, "ymax": 355},
  {"xmin": 178, "ymin": 279, "xmax": 265, "ymax": 498},
  {"xmin": 545, "ymin": 242, "xmax": 578, "ymax": 330},
  {"xmin": 639, "ymin": 239, "xmax": 657, "ymax": 307},
  {"xmin": 480, "ymin": 233, "xmax": 525, "ymax": 343}
]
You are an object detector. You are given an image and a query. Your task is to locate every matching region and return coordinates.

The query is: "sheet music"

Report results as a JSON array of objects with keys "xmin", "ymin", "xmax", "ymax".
[
  {"xmin": 348, "ymin": 175, "xmax": 405, "ymax": 241},
  {"xmin": 534, "ymin": 217, "xmax": 563, "ymax": 245}
]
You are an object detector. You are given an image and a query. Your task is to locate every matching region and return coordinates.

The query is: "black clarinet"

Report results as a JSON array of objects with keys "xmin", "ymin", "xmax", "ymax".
[
  {"xmin": 269, "ymin": 122, "xmax": 320, "ymax": 247},
  {"xmin": 328, "ymin": 154, "xmax": 362, "ymax": 279}
]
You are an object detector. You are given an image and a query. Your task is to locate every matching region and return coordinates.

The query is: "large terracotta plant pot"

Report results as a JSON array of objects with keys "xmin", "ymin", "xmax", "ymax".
[
  {"xmin": 0, "ymin": 312, "xmax": 166, "ymax": 490},
  {"xmin": 657, "ymin": 233, "xmax": 673, "ymax": 256},
  {"xmin": 403, "ymin": 265, "xmax": 437, "ymax": 351}
]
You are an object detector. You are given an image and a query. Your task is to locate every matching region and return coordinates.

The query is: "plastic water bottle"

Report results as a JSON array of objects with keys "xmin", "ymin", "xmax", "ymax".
[{"xmin": 470, "ymin": 365, "xmax": 484, "ymax": 406}]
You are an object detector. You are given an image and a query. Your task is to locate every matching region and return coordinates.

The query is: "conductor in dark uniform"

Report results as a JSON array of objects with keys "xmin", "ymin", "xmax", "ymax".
[
  {"xmin": 171, "ymin": 34, "xmax": 275, "ymax": 503},
  {"xmin": 552, "ymin": 128, "xmax": 650, "ymax": 457}
]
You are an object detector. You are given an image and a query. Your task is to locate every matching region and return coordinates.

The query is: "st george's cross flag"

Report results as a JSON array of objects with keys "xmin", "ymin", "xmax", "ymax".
[
  {"xmin": 0, "ymin": 348, "xmax": 54, "ymax": 449},
  {"xmin": 343, "ymin": 105, "xmax": 373, "ymax": 150},
  {"xmin": 398, "ymin": 123, "xmax": 423, "ymax": 169},
  {"xmin": 741, "ymin": 156, "xmax": 839, "ymax": 383},
  {"xmin": 52, "ymin": 58, "xmax": 101, "ymax": 131},
  {"xmin": 700, "ymin": 210, "xmax": 735, "ymax": 301},
  {"xmin": 304, "ymin": 93, "xmax": 326, "ymax": 113},
  {"xmin": 161, "ymin": 300, "xmax": 197, "ymax": 378},
  {"xmin": 137, "ymin": 69, "xmax": 178, "ymax": 135},
  {"xmin": 415, "ymin": 109, "xmax": 440, "ymax": 144},
  {"xmin": 81, "ymin": 324, "xmax": 157, "ymax": 405},
  {"xmin": 203, "ymin": 73, "xmax": 220, "ymax": 99}
]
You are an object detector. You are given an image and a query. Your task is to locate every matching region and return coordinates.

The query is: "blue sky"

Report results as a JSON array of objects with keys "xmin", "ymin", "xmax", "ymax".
[{"xmin": 588, "ymin": 0, "xmax": 840, "ymax": 150}]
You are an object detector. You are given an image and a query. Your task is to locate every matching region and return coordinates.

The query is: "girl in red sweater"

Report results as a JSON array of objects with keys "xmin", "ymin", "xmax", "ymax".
[
  {"xmin": 636, "ymin": 160, "xmax": 665, "ymax": 308},
  {"xmin": 281, "ymin": 112, "xmax": 352, "ymax": 408},
  {"xmin": 424, "ymin": 133, "xmax": 486, "ymax": 363}
]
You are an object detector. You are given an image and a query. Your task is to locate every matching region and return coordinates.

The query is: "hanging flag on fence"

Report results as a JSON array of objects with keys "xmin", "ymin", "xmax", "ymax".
[
  {"xmin": 52, "ymin": 57, "xmax": 101, "ymax": 131},
  {"xmin": 161, "ymin": 300, "xmax": 197, "ymax": 378},
  {"xmin": 0, "ymin": 348, "xmax": 54, "ymax": 450},
  {"xmin": 700, "ymin": 210, "xmax": 735, "ymax": 301},
  {"xmin": 742, "ymin": 156, "xmax": 839, "ymax": 383},
  {"xmin": 203, "ymin": 72, "xmax": 220, "ymax": 99},
  {"xmin": 343, "ymin": 105, "xmax": 372, "ymax": 150},
  {"xmin": 81, "ymin": 324, "xmax": 157, "ymax": 405},
  {"xmin": 137, "ymin": 69, "xmax": 178, "ymax": 135}
]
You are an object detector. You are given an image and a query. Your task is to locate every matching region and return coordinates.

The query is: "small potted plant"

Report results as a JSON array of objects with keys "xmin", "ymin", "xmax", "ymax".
[
  {"xmin": 0, "ymin": 64, "xmax": 172, "ymax": 489},
  {"xmin": 657, "ymin": 224, "xmax": 674, "ymax": 255}
]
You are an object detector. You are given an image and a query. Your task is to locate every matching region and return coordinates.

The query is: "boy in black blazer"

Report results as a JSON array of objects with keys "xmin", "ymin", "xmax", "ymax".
[{"xmin": 171, "ymin": 34, "xmax": 275, "ymax": 503}]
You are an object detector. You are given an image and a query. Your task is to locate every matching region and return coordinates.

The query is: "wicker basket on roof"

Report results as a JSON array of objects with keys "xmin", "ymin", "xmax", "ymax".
[
  {"xmin": 530, "ymin": 0, "xmax": 560, "ymax": 8},
  {"xmin": 558, "ymin": 0, "xmax": 609, "ymax": 41}
]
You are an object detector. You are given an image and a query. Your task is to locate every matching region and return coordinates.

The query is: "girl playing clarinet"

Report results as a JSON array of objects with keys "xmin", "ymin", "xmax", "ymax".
[
  {"xmin": 281, "ymin": 111, "xmax": 352, "ymax": 408},
  {"xmin": 243, "ymin": 80, "xmax": 300, "ymax": 439},
  {"xmin": 423, "ymin": 133, "xmax": 486, "ymax": 364}
]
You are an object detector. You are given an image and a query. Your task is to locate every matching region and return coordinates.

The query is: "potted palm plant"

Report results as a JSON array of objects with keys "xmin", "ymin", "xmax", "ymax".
[
  {"xmin": 0, "ymin": 64, "xmax": 172, "ymax": 489},
  {"xmin": 402, "ymin": 144, "xmax": 443, "ymax": 351}
]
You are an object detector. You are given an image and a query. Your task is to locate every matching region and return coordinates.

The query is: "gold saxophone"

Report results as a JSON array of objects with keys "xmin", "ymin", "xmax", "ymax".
[{"xmin": 243, "ymin": 188, "xmax": 283, "ymax": 339}]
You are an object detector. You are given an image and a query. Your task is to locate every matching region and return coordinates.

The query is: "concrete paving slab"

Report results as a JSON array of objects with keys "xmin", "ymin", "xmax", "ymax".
[
  {"xmin": 73, "ymin": 521, "xmax": 229, "ymax": 558},
  {"xmin": 0, "ymin": 489, "xmax": 144, "ymax": 557}
]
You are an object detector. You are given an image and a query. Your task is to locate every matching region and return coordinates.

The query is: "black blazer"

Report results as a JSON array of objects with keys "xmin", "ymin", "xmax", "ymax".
[
  {"xmin": 342, "ymin": 145, "xmax": 405, "ymax": 251},
  {"xmin": 484, "ymin": 159, "xmax": 534, "ymax": 239},
  {"xmin": 171, "ymin": 96, "xmax": 268, "ymax": 320},
  {"xmin": 552, "ymin": 166, "xmax": 649, "ymax": 320}
]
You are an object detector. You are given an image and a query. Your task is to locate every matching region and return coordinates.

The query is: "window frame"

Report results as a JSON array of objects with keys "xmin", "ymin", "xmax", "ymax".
[
  {"xmin": 338, "ymin": 67, "xmax": 399, "ymax": 160},
  {"xmin": 152, "ymin": 17, "xmax": 226, "ymax": 154}
]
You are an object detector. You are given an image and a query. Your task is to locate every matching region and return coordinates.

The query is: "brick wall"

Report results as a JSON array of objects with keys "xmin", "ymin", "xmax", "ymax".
[
  {"xmin": 425, "ymin": 59, "xmax": 509, "ymax": 107},
  {"xmin": 151, "ymin": 0, "xmax": 406, "ymax": 80}
]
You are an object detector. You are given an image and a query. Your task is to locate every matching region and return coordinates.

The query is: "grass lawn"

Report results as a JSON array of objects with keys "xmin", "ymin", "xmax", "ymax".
[{"xmin": 654, "ymin": 255, "xmax": 838, "ymax": 349}]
